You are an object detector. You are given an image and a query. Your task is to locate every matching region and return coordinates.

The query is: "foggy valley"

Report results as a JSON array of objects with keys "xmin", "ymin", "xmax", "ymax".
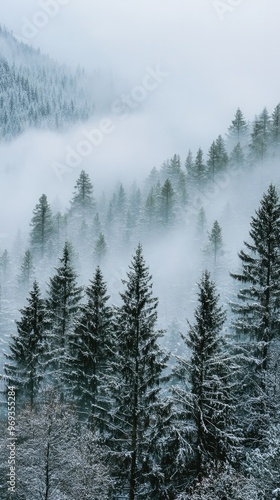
[{"xmin": 0, "ymin": 1, "xmax": 280, "ymax": 498}]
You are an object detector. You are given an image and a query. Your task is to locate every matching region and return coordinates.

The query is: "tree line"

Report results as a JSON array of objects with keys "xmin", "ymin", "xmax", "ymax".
[{"xmin": 1, "ymin": 184, "xmax": 280, "ymax": 499}]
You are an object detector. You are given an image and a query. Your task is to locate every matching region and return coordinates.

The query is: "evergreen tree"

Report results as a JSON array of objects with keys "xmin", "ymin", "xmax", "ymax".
[
  {"xmin": 185, "ymin": 149, "xmax": 194, "ymax": 180},
  {"xmin": 270, "ymin": 103, "xmax": 280, "ymax": 155},
  {"xmin": 193, "ymin": 148, "xmax": 207, "ymax": 189},
  {"xmin": 174, "ymin": 271, "xmax": 235, "ymax": 475},
  {"xmin": 160, "ymin": 178, "xmax": 176, "ymax": 227},
  {"xmin": 45, "ymin": 242, "xmax": 83, "ymax": 396},
  {"xmin": 229, "ymin": 142, "xmax": 246, "ymax": 170},
  {"xmin": 231, "ymin": 184, "xmax": 280, "ymax": 442},
  {"xmin": 249, "ymin": 107, "xmax": 271, "ymax": 162},
  {"xmin": 30, "ymin": 194, "xmax": 53, "ymax": 259},
  {"xmin": 4, "ymin": 281, "xmax": 47, "ymax": 409},
  {"xmin": 0, "ymin": 249, "xmax": 10, "ymax": 283},
  {"xmin": 105, "ymin": 245, "xmax": 169, "ymax": 499},
  {"xmin": 94, "ymin": 233, "xmax": 107, "ymax": 262},
  {"xmin": 207, "ymin": 141, "xmax": 218, "ymax": 182},
  {"xmin": 215, "ymin": 135, "xmax": 229, "ymax": 172},
  {"xmin": 227, "ymin": 108, "xmax": 248, "ymax": 145},
  {"xmin": 207, "ymin": 137, "xmax": 228, "ymax": 181},
  {"xmin": 206, "ymin": 220, "xmax": 224, "ymax": 265},
  {"xmin": 18, "ymin": 249, "xmax": 35, "ymax": 290},
  {"xmin": 70, "ymin": 267, "xmax": 113, "ymax": 422},
  {"xmin": 68, "ymin": 170, "xmax": 96, "ymax": 222}
]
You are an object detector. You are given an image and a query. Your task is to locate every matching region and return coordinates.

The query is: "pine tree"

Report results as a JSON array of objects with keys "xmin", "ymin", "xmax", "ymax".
[
  {"xmin": 94, "ymin": 233, "xmax": 107, "ymax": 262},
  {"xmin": 185, "ymin": 149, "xmax": 194, "ymax": 181},
  {"xmin": 174, "ymin": 271, "xmax": 235, "ymax": 475},
  {"xmin": 207, "ymin": 141, "xmax": 218, "ymax": 182},
  {"xmin": 160, "ymin": 178, "xmax": 176, "ymax": 227},
  {"xmin": 104, "ymin": 244, "xmax": 169, "ymax": 499},
  {"xmin": 45, "ymin": 242, "xmax": 83, "ymax": 396},
  {"xmin": 207, "ymin": 220, "xmax": 224, "ymax": 265},
  {"xmin": 270, "ymin": 103, "xmax": 280, "ymax": 155},
  {"xmin": 215, "ymin": 135, "xmax": 229, "ymax": 172},
  {"xmin": 230, "ymin": 184, "xmax": 280, "ymax": 442},
  {"xmin": 4, "ymin": 281, "xmax": 47, "ymax": 409},
  {"xmin": 68, "ymin": 170, "xmax": 96, "ymax": 222},
  {"xmin": 18, "ymin": 249, "xmax": 35, "ymax": 289},
  {"xmin": 227, "ymin": 108, "xmax": 248, "ymax": 145},
  {"xmin": 229, "ymin": 142, "xmax": 245, "ymax": 170},
  {"xmin": 30, "ymin": 194, "xmax": 53, "ymax": 259},
  {"xmin": 249, "ymin": 107, "xmax": 271, "ymax": 162},
  {"xmin": 207, "ymin": 137, "xmax": 228, "ymax": 181},
  {"xmin": 70, "ymin": 267, "xmax": 113, "ymax": 422},
  {"xmin": 193, "ymin": 148, "xmax": 207, "ymax": 189}
]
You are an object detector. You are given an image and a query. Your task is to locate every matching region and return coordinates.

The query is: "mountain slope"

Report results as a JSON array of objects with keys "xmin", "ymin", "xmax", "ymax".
[{"xmin": 0, "ymin": 24, "xmax": 95, "ymax": 141}]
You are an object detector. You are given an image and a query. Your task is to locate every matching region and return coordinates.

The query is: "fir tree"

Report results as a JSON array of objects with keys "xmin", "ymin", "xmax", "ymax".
[
  {"xmin": 18, "ymin": 249, "xmax": 35, "ymax": 289},
  {"xmin": 227, "ymin": 108, "xmax": 248, "ymax": 145},
  {"xmin": 249, "ymin": 107, "xmax": 271, "ymax": 162},
  {"xmin": 105, "ymin": 244, "xmax": 169, "ymax": 499},
  {"xmin": 174, "ymin": 271, "xmax": 235, "ymax": 475},
  {"xmin": 231, "ymin": 184, "xmax": 280, "ymax": 442},
  {"xmin": 193, "ymin": 148, "xmax": 207, "ymax": 189},
  {"xmin": 45, "ymin": 242, "xmax": 83, "ymax": 396},
  {"xmin": 30, "ymin": 194, "xmax": 53, "ymax": 259},
  {"xmin": 160, "ymin": 178, "xmax": 176, "ymax": 227},
  {"xmin": 270, "ymin": 103, "xmax": 280, "ymax": 155},
  {"xmin": 207, "ymin": 220, "xmax": 224, "ymax": 265},
  {"xmin": 68, "ymin": 170, "xmax": 96, "ymax": 222},
  {"xmin": 94, "ymin": 233, "xmax": 107, "ymax": 262},
  {"xmin": 4, "ymin": 281, "xmax": 47, "ymax": 409},
  {"xmin": 70, "ymin": 267, "xmax": 113, "ymax": 422}
]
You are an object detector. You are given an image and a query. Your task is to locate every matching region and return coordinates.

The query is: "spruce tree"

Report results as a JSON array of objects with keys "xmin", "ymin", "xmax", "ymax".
[
  {"xmin": 4, "ymin": 281, "xmax": 47, "ymax": 409},
  {"xmin": 94, "ymin": 233, "xmax": 107, "ymax": 262},
  {"xmin": 70, "ymin": 266, "xmax": 113, "ymax": 422},
  {"xmin": 30, "ymin": 194, "xmax": 53, "ymax": 259},
  {"xmin": 45, "ymin": 242, "xmax": 83, "ymax": 396},
  {"xmin": 227, "ymin": 108, "xmax": 248, "ymax": 145},
  {"xmin": 18, "ymin": 250, "xmax": 35, "ymax": 290},
  {"xmin": 207, "ymin": 220, "xmax": 224, "ymax": 265},
  {"xmin": 68, "ymin": 170, "xmax": 96, "ymax": 221},
  {"xmin": 193, "ymin": 148, "xmax": 207, "ymax": 189},
  {"xmin": 105, "ymin": 244, "xmax": 169, "ymax": 499},
  {"xmin": 231, "ymin": 184, "xmax": 280, "ymax": 442},
  {"xmin": 160, "ymin": 178, "xmax": 175, "ymax": 227},
  {"xmin": 174, "ymin": 271, "xmax": 235, "ymax": 475},
  {"xmin": 249, "ymin": 107, "xmax": 271, "ymax": 162},
  {"xmin": 270, "ymin": 103, "xmax": 280, "ymax": 155}
]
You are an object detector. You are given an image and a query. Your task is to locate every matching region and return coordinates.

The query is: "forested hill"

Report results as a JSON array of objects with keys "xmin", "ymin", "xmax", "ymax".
[{"xmin": 0, "ymin": 24, "xmax": 95, "ymax": 141}]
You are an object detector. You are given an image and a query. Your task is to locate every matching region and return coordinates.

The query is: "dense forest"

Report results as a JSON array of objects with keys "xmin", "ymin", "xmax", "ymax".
[{"xmin": 0, "ymin": 22, "xmax": 280, "ymax": 500}]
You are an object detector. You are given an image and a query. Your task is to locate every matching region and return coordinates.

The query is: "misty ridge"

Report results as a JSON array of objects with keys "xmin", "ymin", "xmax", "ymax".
[{"xmin": 1, "ymin": 17, "xmax": 280, "ymax": 500}]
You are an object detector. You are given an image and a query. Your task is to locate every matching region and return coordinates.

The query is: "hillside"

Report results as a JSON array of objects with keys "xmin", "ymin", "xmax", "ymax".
[{"xmin": 0, "ymin": 24, "xmax": 95, "ymax": 141}]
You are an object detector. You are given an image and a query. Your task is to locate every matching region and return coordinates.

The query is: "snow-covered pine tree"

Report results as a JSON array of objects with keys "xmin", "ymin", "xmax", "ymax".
[
  {"xmin": 17, "ymin": 249, "xmax": 35, "ymax": 291},
  {"xmin": 68, "ymin": 170, "xmax": 96, "ymax": 223},
  {"xmin": 30, "ymin": 194, "xmax": 53, "ymax": 260},
  {"xmin": 270, "ymin": 103, "xmax": 280, "ymax": 156},
  {"xmin": 206, "ymin": 220, "xmax": 224, "ymax": 266},
  {"xmin": 160, "ymin": 178, "xmax": 176, "ymax": 227},
  {"xmin": 4, "ymin": 281, "xmax": 47, "ymax": 409},
  {"xmin": 249, "ymin": 107, "xmax": 271, "ymax": 163},
  {"xmin": 45, "ymin": 242, "xmax": 83, "ymax": 398},
  {"xmin": 227, "ymin": 108, "xmax": 248, "ymax": 146},
  {"xmin": 104, "ymin": 244, "xmax": 169, "ymax": 499},
  {"xmin": 69, "ymin": 266, "xmax": 113, "ymax": 422},
  {"xmin": 230, "ymin": 184, "xmax": 280, "ymax": 443},
  {"xmin": 174, "ymin": 271, "xmax": 237, "ymax": 476},
  {"xmin": 94, "ymin": 232, "xmax": 107, "ymax": 263},
  {"xmin": 193, "ymin": 148, "xmax": 207, "ymax": 190}
]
